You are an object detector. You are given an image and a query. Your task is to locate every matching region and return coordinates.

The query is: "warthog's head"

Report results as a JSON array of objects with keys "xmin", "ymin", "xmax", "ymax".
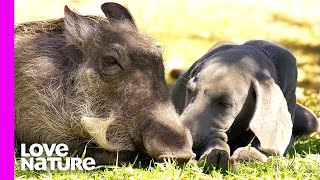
[{"xmin": 63, "ymin": 3, "xmax": 194, "ymax": 162}]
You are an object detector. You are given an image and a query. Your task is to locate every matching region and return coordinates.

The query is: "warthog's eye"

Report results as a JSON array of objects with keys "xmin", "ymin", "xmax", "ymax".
[
  {"xmin": 99, "ymin": 55, "xmax": 122, "ymax": 76},
  {"xmin": 98, "ymin": 44, "xmax": 130, "ymax": 77},
  {"xmin": 102, "ymin": 56, "xmax": 118, "ymax": 66}
]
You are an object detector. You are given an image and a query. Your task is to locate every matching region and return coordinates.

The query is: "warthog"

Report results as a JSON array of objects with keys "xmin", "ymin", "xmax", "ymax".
[{"xmin": 15, "ymin": 2, "xmax": 195, "ymax": 165}]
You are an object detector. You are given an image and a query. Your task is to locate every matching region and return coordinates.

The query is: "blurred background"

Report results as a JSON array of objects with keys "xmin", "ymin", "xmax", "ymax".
[{"xmin": 15, "ymin": 0, "xmax": 319, "ymax": 114}]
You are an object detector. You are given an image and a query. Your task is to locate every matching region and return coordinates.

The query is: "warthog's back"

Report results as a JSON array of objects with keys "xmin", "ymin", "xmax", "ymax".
[
  {"xmin": 15, "ymin": 18, "xmax": 64, "ymax": 35},
  {"xmin": 15, "ymin": 19, "xmax": 87, "ymax": 147}
]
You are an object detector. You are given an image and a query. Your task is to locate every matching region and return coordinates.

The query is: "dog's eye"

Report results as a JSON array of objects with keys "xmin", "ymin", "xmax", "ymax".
[
  {"xmin": 217, "ymin": 101, "xmax": 233, "ymax": 108},
  {"xmin": 213, "ymin": 95, "xmax": 234, "ymax": 108},
  {"xmin": 186, "ymin": 86, "xmax": 192, "ymax": 94}
]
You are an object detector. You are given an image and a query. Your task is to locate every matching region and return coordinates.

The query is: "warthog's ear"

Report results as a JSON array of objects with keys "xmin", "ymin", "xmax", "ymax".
[
  {"xmin": 101, "ymin": 2, "xmax": 136, "ymax": 29},
  {"xmin": 64, "ymin": 5, "xmax": 93, "ymax": 46},
  {"xmin": 249, "ymin": 76, "xmax": 293, "ymax": 156}
]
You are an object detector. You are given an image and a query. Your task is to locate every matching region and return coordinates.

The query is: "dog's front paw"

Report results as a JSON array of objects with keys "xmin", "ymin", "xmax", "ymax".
[
  {"xmin": 198, "ymin": 148, "xmax": 238, "ymax": 171},
  {"xmin": 231, "ymin": 146, "xmax": 268, "ymax": 163}
]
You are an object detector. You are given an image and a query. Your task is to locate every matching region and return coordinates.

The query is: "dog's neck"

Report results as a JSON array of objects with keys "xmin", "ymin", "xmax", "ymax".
[{"xmin": 256, "ymin": 46, "xmax": 281, "ymax": 86}]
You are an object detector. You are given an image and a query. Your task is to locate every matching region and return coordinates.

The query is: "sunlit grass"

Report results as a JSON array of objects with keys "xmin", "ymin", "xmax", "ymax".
[{"xmin": 14, "ymin": 136, "xmax": 320, "ymax": 180}]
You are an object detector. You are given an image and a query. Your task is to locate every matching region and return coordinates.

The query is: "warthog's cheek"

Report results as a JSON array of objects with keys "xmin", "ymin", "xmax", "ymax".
[{"xmin": 81, "ymin": 115, "xmax": 136, "ymax": 152}]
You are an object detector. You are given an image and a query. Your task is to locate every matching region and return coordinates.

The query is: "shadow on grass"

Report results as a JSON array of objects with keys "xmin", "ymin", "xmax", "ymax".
[{"xmin": 288, "ymin": 134, "xmax": 320, "ymax": 157}]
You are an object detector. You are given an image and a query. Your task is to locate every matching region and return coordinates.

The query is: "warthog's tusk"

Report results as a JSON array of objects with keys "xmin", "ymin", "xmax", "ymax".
[{"xmin": 81, "ymin": 115, "xmax": 120, "ymax": 151}]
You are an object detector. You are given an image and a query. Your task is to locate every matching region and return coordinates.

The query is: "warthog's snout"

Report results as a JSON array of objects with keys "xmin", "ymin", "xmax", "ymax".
[{"xmin": 141, "ymin": 109, "xmax": 196, "ymax": 163}]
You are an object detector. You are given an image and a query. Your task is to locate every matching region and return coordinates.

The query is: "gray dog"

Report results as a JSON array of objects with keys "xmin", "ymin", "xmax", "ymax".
[{"xmin": 172, "ymin": 40, "xmax": 319, "ymax": 170}]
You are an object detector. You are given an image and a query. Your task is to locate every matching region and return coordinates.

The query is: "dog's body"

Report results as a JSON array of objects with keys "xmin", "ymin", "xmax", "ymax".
[{"xmin": 172, "ymin": 40, "xmax": 319, "ymax": 169}]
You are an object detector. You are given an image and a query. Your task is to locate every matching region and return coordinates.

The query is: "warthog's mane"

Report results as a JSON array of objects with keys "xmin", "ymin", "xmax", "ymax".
[
  {"xmin": 15, "ymin": 18, "xmax": 65, "ymax": 35},
  {"xmin": 14, "ymin": 16, "xmax": 104, "ymax": 34},
  {"xmin": 14, "ymin": 15, "xmax": 162, "ymax": 63}
]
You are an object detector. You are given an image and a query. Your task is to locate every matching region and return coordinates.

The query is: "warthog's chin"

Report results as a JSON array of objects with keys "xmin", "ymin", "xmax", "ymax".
[{"xmin": 156, "ymin": 153, "xmax": 196, "ymax": 163}]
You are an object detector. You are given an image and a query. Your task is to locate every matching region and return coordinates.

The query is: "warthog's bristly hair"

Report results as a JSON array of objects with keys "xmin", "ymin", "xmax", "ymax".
[{"xmin": 15, "ymin": 3, "xmax": 194, "ymax": 164}]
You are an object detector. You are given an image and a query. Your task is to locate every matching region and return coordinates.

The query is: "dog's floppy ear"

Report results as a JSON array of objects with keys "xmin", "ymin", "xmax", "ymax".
[{"xmin": 249, "ymin": 76, "xmax": 292, "ymax": 156}]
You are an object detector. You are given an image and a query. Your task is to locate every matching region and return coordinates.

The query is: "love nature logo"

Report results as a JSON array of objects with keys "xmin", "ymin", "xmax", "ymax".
[{"xmin": 20, "ymin": 143, "xmax": 96, "ymax": 171}]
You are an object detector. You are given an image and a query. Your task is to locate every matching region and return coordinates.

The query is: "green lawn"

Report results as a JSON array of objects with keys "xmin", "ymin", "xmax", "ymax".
[
  {"xmin": 15, "ymin": 0, "xmax": 320, "ymax": 179},
  {"xmin": 14, "ymin": 134, "xmax": 320, "ymax": 179},
  {"xmin": 14, "ymin": 94, "xmax": 320, "ymax": 179}
]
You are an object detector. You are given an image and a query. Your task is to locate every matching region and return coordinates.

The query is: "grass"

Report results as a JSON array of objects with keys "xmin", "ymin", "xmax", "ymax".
[
  {"xmin": 14, "ymin": 0, "xmax": 320, "ymax": 179},
  {"xmin": 14, "ymin": 134, "xmax": 320, "ymax": 180},
  {"xmin": 15, "ymin": 91, "xmax": 320, "ymax": 179}
]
